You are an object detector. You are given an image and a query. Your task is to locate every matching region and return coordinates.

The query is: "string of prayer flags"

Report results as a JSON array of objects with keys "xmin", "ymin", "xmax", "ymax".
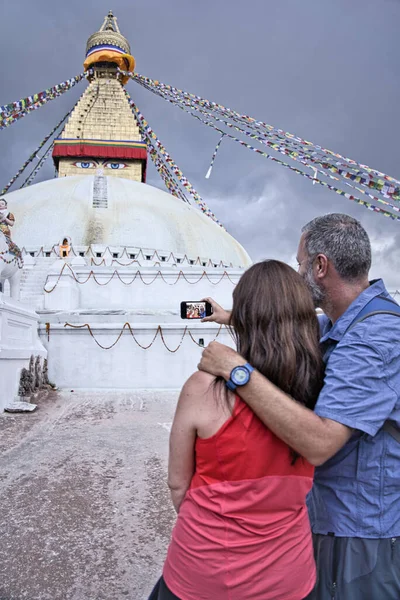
[
  {"xmin": 132, "ymin": 72, "xmax": 400, "ymax": 201},
  {"xmin": 131, "ymin": 72, "xmax": 400, "ymax": 192},
  {"xmin": 1, "ymin": 110, "xmax": 71, "ymax": 195},
  {"xmin": 206, "ymin": 134, "xmax": 225, "ymax": 179},
  {"xmin": 124, "ymin": 69, "xmax": 400, "ymax": 222},
  {"xmin": 131, "ymin": 73, "xmax": 400, "ymax": 215},
  {"xmin": 0, "ymin": 74, "xmax": 85, "ymax": 130},
  {"xmin": 124, "ymin": 89, "xmax": 225, "ymax": 228},
  {"xmin": 20, "ymin": 142, "xmax": 55, "ymax": 188}
]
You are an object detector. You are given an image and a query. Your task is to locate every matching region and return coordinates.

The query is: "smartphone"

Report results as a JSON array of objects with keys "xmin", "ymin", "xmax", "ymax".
[{"xmin": 180, "ymin": 301, "xmax": 213, "ymax": 320}]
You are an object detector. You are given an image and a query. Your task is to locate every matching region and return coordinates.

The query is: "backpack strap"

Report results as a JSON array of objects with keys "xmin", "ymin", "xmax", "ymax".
[
  {"xmin": 345, "ymin": 294, "xmax": 400, "ymax": 443},
  {"xmin": 345, "ymin": 295, "xmax": 400, "ymax": 333}
]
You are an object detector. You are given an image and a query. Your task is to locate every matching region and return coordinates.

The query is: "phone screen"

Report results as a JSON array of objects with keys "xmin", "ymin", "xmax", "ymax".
[{"xmin": 180, "ymin": 301, "xmax": 212, "ymax": 319}]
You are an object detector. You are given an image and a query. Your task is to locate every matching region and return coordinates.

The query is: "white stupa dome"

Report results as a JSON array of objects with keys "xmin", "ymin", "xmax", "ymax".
[{"xmin": 8, "ymin": 175, "xmax": 251, "ymax": 267}]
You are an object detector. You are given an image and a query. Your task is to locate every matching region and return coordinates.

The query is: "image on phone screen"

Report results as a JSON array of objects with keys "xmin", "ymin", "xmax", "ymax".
[{"xmin": 180, "ymin": 301, "xmax": 212, "ymax": 319}]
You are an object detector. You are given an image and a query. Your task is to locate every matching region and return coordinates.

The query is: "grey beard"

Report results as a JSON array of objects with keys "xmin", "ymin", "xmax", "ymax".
[{"xmin": 303, "ymin": 266, "xmax": 325, "ymax": 309}]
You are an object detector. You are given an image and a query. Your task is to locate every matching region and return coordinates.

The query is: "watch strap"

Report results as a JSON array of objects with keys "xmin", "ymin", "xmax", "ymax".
[{"xmin": 225, "ymin": 378, "xmax": 237, "ymax": 392}]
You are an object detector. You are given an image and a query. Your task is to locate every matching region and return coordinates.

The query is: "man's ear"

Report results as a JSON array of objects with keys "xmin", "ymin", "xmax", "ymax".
[{"xmin": 315, "ymin": 253, "xmax": 329, "ymax": 279}]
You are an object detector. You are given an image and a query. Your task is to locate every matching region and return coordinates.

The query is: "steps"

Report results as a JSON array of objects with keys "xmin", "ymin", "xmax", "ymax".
[{"xmin": 20, "ymin": 257, "xmax": 55, "ymax": 310}]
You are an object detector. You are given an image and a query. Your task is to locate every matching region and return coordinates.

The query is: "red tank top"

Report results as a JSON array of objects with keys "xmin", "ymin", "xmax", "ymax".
[{"xmin": 163, "ymin": 397, "xmax": 315, "ymax": 600}]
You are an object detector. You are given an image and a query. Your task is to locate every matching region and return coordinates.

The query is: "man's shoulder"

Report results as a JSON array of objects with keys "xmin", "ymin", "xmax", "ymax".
[{"xmin": 343, "ymin": 310, "xmax": 400, "ymax": 354}]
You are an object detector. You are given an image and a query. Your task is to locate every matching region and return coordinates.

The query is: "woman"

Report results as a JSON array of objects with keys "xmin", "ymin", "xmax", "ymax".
[{"xmin": 151, "ymin": 260, "xmax": 325, "ymax": 600}]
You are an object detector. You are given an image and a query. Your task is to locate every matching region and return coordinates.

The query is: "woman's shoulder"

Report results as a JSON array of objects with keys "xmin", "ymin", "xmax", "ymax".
[
  {"xmin": 180, "ymin": 371, "xmax": 236, "ymax": 435},
  {"xmin": 179, "ymin": 371, "xmax": 216, "ymax": 406},
  {"xmin": 184, "ymin": 370, "xmax": 216, "ymax": 391}
]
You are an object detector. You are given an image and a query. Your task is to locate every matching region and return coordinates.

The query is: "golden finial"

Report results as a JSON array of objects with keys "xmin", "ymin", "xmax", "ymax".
[{"xmin": 84, "ymin": 12, "xmax": 136, "ymax": 82}]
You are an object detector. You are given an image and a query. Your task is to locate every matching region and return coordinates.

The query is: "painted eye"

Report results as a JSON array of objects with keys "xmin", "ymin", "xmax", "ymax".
[
  {"xmin": 105, "ymin": 162, "xmax": 127, "ymax": 170},
  {"xmin": 73, "ymin": 161, "xmax": 96, "ymax": 169}
]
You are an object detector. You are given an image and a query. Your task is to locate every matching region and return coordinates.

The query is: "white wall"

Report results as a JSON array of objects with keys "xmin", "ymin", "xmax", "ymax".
[
  {"xmin": 39, "ymin": 261, "xmax": 240, "ymax": 390},
  {"xmin": 40, "ymin": 321, "xmax": 234, "ymax": 390},
  {"xmin": 0, "ymin": 294, "xmax": 47, "ymax": 409}
]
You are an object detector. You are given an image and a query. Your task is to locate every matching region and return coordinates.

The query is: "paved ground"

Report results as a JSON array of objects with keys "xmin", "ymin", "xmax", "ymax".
[{"xmin": 0, "ymin": 390, "xmax": 179, "ymax": 600}]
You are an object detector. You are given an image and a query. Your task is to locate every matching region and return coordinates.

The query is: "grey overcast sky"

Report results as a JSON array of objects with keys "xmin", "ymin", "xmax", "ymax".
[{"xmin": 1, "ymin": 0, "xmax": 399, "ymax": 287}]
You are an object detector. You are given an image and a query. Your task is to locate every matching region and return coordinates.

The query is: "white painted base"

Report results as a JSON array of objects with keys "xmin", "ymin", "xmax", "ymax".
[
  {"xmin": 0, "ymin": 293, "xmax": 47, "ymax": 410},
  {"xmin": 39, "ymin": 319, "xmax": 234, "ymax": 390}
]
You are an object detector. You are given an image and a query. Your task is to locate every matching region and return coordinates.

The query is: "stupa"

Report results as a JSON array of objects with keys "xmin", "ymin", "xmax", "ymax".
[{"xmin": 0, "ymin": 12, "xmax": 251, "ymax": 402}]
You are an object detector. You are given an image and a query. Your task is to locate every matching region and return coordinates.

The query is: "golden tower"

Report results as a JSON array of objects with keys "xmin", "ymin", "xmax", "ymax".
[{"xmin": 53, "ymin": 11, "xmax": 147, "ymax": 182}]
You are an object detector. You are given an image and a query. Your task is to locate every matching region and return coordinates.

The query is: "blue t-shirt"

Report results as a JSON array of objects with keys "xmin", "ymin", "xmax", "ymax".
[{"xmin": 307, "ymin": 279, "xmax": 400, "ymax": 538}]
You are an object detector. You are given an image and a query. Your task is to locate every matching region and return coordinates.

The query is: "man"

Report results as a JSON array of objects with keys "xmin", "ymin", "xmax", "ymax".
[{"xmin": 199, "ymin": 213, "xmax": 400, "ymax": 599}]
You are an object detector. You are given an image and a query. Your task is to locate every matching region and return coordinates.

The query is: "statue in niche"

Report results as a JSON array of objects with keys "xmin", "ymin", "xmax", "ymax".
[{"xmin": 0, "ymin": 197, "xmax": 23, "ymax": 299}]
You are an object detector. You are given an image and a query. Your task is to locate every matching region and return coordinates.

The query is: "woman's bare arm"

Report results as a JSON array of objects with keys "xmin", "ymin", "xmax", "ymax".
[{"xmin": 168, "ymin": 374, "xmax": 205, "ymax": 512}]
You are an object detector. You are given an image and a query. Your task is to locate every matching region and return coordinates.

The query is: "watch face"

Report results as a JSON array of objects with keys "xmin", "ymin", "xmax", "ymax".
[{"xmin": 232, "ymin": 366, "xmax": 249, "ymax": 385}]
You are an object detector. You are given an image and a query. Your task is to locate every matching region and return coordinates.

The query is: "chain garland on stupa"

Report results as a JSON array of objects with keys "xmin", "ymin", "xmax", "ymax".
[
  {"xmin": 62, "ymin": 322, "xmax": 224, "ymax": 352},
  {"xmin": 43, "ymin": 262, "xmax": 238, "ymax": 294},
  {"xmin": 0, "ymin": 74, "xmax": 85, "ymax": 130},
  {"xmin": 119, "ymin": 70, "xmax": 400, "ymax": 224}
]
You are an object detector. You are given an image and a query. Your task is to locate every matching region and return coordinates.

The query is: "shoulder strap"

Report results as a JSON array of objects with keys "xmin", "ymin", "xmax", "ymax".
[
  {"xmin": 345, "ymin": 294, "xmax": 400, "ymax": 442},
  {"xmin": 346, "ymin": 295, "xmax": 400, "ymax": 333}
]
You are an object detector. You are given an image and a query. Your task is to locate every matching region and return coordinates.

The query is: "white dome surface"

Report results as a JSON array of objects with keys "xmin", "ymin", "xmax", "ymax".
[{"xmin": 8, "ymin": 176, "xmax": 251, "ymax": 267}]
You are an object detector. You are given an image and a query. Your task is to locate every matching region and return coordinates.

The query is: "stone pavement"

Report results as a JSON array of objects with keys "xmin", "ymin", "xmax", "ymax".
[{"xmin": 0, "ymin": 390, "xmax": 179, "ymax": 600}]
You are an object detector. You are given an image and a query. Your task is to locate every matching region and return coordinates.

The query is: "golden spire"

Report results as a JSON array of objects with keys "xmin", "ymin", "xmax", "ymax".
[
  {"xmin": 101, "ymin": 10, "xmax": 122, "ymax": 33},
  {"xmin": 86, "ymin": 11, "xmax": 131, "ymax": 57},
  {"xmin": 84, "ymin": 12, "xmax": 135, "ymax": 81}
]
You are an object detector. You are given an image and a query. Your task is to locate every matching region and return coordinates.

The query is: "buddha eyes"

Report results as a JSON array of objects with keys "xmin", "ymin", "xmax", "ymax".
[
  {"xmin": 104, "ymin": 162, "xmax": 128, "ymax": 170},
  {"xmin": 73, "ymin": 161, "xmax": 96, "ymax": 169},
  {"xmin": 72, "ymin": 161, "xmax": 128, "ymax": 170}
]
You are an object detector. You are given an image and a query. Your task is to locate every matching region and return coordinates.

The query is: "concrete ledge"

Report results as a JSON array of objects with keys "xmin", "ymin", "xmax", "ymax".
[{"xmin": 38, "ymin": 319, "xmax": 233, "ymax": 390}]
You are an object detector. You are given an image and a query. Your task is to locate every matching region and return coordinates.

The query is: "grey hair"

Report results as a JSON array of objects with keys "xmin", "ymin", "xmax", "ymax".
[{"xmin": 301, "ymin": 213, "xmax": 371, "ymax": 281}]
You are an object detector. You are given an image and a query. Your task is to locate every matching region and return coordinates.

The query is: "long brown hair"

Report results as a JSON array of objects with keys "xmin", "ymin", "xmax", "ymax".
[{"xmin": 229, "ymin": 260, "xmax": 324, "ymax": 410}]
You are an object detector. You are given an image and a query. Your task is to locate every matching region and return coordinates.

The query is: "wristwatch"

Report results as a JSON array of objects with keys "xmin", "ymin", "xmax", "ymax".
[{"xmin": 226, "ymin": 363, "xmax": 254, "ymax": 391}]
